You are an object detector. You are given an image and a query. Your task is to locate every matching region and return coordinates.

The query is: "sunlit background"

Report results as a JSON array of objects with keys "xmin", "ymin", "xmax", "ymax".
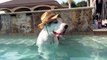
[
  {"xmin": 0, "ymin": 0, "xmax": 11, "ymax": 3},
  {"xmin": 0, "ymin": 0, "xmax": 87, "ymax": 4},
  {"xmin": 56, "ymin": 0, "xmax": 86, "ymax": 4},
  {"xmin": 0, "ymin": 0, "xmax": 87, "ymax": 14}
]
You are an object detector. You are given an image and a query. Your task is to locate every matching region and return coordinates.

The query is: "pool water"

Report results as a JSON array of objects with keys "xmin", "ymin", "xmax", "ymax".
[{"xmin": 0, "ymin": 35, "xmax": 107, "ymax": 60}]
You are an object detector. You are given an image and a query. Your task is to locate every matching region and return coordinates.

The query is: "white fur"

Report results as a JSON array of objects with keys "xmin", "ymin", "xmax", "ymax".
[{"xmin": 36, "ymin": 18, "xmax": 67, "ymax": 60}]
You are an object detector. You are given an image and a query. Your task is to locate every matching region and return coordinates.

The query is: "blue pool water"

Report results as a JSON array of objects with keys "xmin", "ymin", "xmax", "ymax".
[{"xmin": 0, "ymin": 35, "xmax": 107, "ymax": 60}]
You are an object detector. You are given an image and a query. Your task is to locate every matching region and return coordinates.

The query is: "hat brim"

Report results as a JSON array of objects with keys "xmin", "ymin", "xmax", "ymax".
[{"xmin": 50, "ymin": 14, "xmax": 59, "ymax": 20}]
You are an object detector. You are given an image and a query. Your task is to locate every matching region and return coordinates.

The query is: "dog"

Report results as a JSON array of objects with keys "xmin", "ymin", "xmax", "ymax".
[{"xmin": 36, "ymin": 11, "xmax": 68, "ymax": 60}]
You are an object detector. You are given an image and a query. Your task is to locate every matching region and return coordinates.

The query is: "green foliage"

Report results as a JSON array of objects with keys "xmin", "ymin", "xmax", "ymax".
[
  {"xmin": 77, "ymin": 1, "xmax": 87, "ymax": 7},
  {"xmin": 61, "ymin": 1, "xmax": 87, "ymax": 7},
  {"xmin": 61, "ymin": 2, "xmax": 68, "ymax": 7},
  {"xmin": 61, "ymin": 1, "xmax": 77, "ymax": 7},
  {"xmin": 71, "ymin": 1, "xmax": 77, "ymax": 7}
]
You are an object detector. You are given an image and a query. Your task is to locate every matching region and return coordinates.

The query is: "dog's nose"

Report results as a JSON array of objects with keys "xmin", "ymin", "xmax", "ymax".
[{"xmin": 64, "ymin": 25, "xmax": 68, "ymax": 29}]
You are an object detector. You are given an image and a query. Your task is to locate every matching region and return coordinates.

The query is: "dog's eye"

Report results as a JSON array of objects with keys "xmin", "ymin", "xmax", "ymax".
[
  {"xmin": 52, "ymin": 20, "xmax": 58, "ymax": 24},
  {"xmin": 48, "ymin": 20, "xmax": 58, "ymax": 25}
]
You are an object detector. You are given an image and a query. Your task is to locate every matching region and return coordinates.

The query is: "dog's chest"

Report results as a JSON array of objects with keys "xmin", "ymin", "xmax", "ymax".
[{"xmin": 36, "ymin": 30, "xmax": 59, "ymax": 45}]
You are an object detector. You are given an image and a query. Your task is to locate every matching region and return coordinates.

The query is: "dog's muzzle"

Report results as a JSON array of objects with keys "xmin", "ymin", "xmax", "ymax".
[{"xmin": 53, "ymin": 25, "xmax": 68, "ymax": 38}]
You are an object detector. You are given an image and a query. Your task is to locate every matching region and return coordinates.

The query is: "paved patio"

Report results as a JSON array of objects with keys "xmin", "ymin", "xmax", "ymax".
[{"xmin": 93, "ymin": 28, "xmax": 107, "ymax": 31}]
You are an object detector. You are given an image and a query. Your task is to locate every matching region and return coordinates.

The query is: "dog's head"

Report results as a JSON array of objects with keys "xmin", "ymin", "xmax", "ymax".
[{"xmin": 38, "ymin": 11, "xmax": 68, "ymax": 38}]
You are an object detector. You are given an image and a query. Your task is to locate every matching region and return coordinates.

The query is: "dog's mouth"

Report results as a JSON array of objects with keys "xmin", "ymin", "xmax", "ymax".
[
  {"xmin": 53, "ymin": 25, "xmax": 68, "ymax": 38},
  {"xmin": 53, "ymin": 30, "xmax": 66, "ymax": 38}
]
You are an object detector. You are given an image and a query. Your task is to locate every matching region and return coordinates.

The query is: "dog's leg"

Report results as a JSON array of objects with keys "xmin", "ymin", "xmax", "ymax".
[
  {"xmin": 37, "ymin": 45, "xmax": 44, "ymax": 56},
  {"xmin": 37, "ymin": 44, "xmax": 57, "ymax": 60},
  {"xmin": 54, "ymin": 36, "xmax": 59, "ymax": 45}
]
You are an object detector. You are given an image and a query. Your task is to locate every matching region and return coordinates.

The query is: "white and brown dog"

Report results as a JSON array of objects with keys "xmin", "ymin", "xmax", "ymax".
[{"xmin": 36, "ymin": 11, "xmax": 68, "ymax": 60}]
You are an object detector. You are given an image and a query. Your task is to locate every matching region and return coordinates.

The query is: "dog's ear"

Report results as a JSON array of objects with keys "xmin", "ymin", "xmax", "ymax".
[
  {"xmin": 38, "ymin": 23, "xmax": 44, "ymax": 30},
  {"xmin": 38, "ymin": 20, "xmax": 48, "ymax": 30}
]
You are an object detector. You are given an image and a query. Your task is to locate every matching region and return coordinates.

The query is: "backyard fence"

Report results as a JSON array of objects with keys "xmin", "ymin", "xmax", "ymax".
[{"xmin": 0, "ymin": 7, "xmax": 93, "ymax": 35}]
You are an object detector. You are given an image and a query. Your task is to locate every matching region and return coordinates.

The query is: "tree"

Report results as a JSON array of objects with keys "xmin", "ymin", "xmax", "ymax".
[
  {"xmin": 61, "ymin": 2, "xmax": 68, "ymax": 7},
  {"xmin": 77, "ymin": 1, "xmax": 87, "ymax": 7},
  {"xmin": 61, "ymin": 1, "xmax": 77, "ymax": 8},
  {"xmin": 88, "ymin": 0, "xmax": 90, "ymax": 6}
]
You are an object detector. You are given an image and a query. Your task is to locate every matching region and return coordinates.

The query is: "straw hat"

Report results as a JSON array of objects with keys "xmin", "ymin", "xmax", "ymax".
[{"xmin": 38, "ymin": 11, "xmax": 59, "ymax": 29}]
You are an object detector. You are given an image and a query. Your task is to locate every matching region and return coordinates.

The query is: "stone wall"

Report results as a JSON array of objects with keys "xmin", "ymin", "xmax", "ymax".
[
  {"xmin": 70, "ymin": 8, "xmax": 93, "ymax": 32},
  {"xmin": 0, "ymin": 7, "xmax": 93, "ymax": 34},
  {"xmin": 55, "ymin": 7, "xmax": 93, "ymax": 33}
]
